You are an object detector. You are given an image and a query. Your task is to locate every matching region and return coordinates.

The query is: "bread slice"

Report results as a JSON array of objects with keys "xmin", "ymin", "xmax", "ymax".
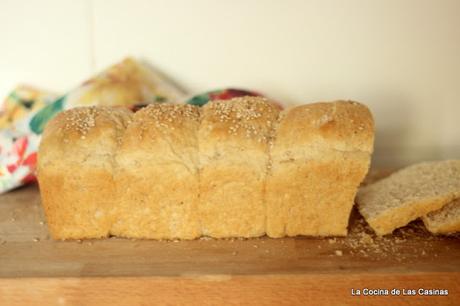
[
  {"xmin": 37, "ymin": 106, "xmax": 132, "ymax": 239},
  {"xmin": 198, "ymin": 97, "xmax": 279, "ymax": 238},
  {"xmin": 422, "ymin": 198, "xmax": 460, "ymax": 235},
  {"xmin": 266, "ymin": 101, "xmax": 374, "ymax": 237},
  {"xmin": 112, "ymin": 104, "xmax": 201, "ymax": 239},
  {"xmin": 356, "ymin": 160, "xmax": 460, "ymax": 236}
]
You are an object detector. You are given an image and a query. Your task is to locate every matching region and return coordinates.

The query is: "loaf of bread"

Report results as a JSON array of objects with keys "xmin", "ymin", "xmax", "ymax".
[
  {"xmin": 422, "ymin": 198, "xmax": 460, "ymax": 235},
  {"xmin": 266, "ymin": 101, "xmax": 374, "ymax": 237},
  {"xmin": 111, "ymin": 104, "xmax": 201, "ymax": 239},
  {"xmin": 356, "ymin": 160, "xmax": 460, "ymax": 236},
  {"xmin": 38, "ymin": 98, "xmax": 374, "ymax": 240},
  {"xmin": 37, "ymin": 106, "xmax": 132, "ymax": 239}
]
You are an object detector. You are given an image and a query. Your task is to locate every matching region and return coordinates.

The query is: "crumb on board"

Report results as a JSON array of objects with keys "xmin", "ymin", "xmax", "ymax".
[
  {"xmin": 333, "ymin": 208, "xmax": 458, "ymax": 260},
  {"xmin": 335, "ymin": 250, "xmax": 343, "ymax": 256}
]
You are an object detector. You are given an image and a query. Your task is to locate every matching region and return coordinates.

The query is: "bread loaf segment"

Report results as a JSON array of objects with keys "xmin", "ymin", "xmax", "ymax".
[
  {"xmin": 266, "ymin": 101, "xmax": 374, "ymax": 237},
  {"xmin": 112, "ymin": 104, "xmax": 201, "ymax": 239},
  {"xmin": 37, "ymin": 106, "xmax": 133, "ymax": 239},
  {"xmin": 199, "ymin": 97, "xmax": 280, "ymax": 238}
]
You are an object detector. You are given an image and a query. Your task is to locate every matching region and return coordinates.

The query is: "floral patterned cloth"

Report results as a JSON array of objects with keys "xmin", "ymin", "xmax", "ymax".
[{"xmin": 0, "ymin": 85, "xmax": 57, "ymax": 192}]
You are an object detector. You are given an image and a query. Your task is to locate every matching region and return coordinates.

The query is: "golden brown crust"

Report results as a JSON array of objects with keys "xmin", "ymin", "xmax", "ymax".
[
  {"xmin": 200, "ymin": 96, "xmax": 279, "ymax": 151},
  {"xmin": 39, "ymin": 99, "xmax": 376, "ymax": 240},
  {"xmin": 39, "ymin": 106, "xmax": 132, "ymax": 164},
  {"xmin": 266, "ymin": 100, "xmax": 374, "ymax": 237},
  {"xmin": 118, "ymin": 103, "xmax": 199, "ymax": 153},
  {"xmin": 38, "ymin": 106, "xmax": 133, "ymax": 239},
  {"xmin": 199, "ymin": 97, "xmax": 280, "ymax": 237},
  {"xmin": 275, "ymin": 101, "xmax": 374, "ymax": 154},
  {"xmin": 112, "ymin": 103, "xmax": 201, "ymax": 239}
]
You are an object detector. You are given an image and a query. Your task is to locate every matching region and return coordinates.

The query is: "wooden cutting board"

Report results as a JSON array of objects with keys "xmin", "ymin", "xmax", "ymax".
[{"xmin": 0, "ymin": 179, "xmax": 459, "ymax": 306}]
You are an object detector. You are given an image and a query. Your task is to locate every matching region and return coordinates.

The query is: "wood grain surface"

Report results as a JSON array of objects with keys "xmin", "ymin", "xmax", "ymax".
[{"xmin": 0, "ymin": 178, "xmax": 459, "ymax": 305}]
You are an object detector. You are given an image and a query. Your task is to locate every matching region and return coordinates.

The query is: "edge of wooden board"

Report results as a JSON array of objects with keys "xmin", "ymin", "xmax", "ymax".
[{"xmin": 0, "ymin": 272, "xmax": 459, "ymax": 306}]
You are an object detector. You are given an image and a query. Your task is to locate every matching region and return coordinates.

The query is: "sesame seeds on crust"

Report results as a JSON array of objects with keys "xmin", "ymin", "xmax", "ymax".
[
  {"xmin": 205, "ymin": 96, "xmax": 278, "ymax": 143},
  {"xmin": 63, "ymin": 107, "xmax": 98, "ymax": 137},
  {"xmin": 58, "ymin": 106, "xmax": 132, "ymax": 143},
  {"xmin": 134, "ymin": 103, "xmax": 199, "ymax": 133}
]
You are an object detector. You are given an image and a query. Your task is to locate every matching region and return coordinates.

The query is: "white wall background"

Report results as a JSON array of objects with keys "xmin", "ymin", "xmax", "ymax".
[{"xmin": 1, "ymin": 0, "xmax": 459, "ymax": 166}]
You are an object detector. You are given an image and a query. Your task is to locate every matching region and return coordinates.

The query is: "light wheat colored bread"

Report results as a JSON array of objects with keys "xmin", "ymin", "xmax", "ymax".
[
  {"xmin": 198, "ymin": 97, "xmax": 279, "ymax": 238},
  {"xmin": 357, "ymin": 160, "xmax": 460, "ymax": 236},
  {"xmin": 111, "ymin": 104, "xmax": 201, "ymax": 239},
  {"xmin": 422, "ymin": 198, "xmax": 460, "ymax": 235},
  {"xmin": 39, "ymin": 99, "xmax": 376, "ymax": 240},
  {"xmin": 266, "ymin": 101, "xmax": 374, "ymax": 237},
  {"xmin": 37, "ymin": 106, "xmax": 132, "ymax": 239}
]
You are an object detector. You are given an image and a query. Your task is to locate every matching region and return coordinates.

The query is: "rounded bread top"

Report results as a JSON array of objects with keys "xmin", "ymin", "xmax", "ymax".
[
  {"xmin": 275, "ymin": 100, "xmax": 374, "ymax": 153},
  {"xmin": 39, "ymin": 106, "xmax": 133, "ymax": 166}
]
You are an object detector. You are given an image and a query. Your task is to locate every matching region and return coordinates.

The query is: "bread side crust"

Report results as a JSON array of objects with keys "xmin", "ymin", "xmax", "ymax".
[
  {"xmin": 112, "ymin": 104, "xmax": 201, "ymax": 239},
  {"xmin": 39, "ymin": 100, "xmax": 376, "ymax": 240},
  {"xmin": 266, "ymin": 100, "xmax": 374, "ymax": 237},
  {"xmin": 199, "ymin": 97, "xmax": 279, "ymax": 238},
  {"xmin": 37, "ymin": 106, "xmax": 132, "ymax": 239}
]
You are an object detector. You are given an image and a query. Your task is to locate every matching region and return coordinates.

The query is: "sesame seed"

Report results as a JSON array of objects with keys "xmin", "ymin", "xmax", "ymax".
[
  {"xmin": 206, "ymin": 96, "xmax": 277, "ymax": 143},
  {"xmin": 136, "ymin": 104, "xmax": 199, "ymax": 133},
  {"xmin": 62, "ymin": 107, "xmax": 132, "ymax": 143}
]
